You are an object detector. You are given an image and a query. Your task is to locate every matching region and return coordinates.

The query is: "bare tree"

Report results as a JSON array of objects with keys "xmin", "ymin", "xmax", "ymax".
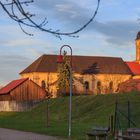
[
  {"xmin": 104, "ymin": 75, "xmax": 127, "ymax": 93},
  {"xmin": 0, "ymin": 0, "xmax": 100, "ymax": 39}
]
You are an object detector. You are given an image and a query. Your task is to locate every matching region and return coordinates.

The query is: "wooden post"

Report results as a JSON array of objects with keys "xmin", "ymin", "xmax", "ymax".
[
  {"xmin": 114, "ymin": 101, "xmax": 118, "ymax": 135},
  {"xmin": 46, "ymin": 99, "xmax": 49, "ymax": 127},
  {"xmin": 109, "ymin": 115, "xmax": 114, "ymax": 133},
  {"xmin": 128, "ymin": 101, "xmax": 130, "ymax": 128}
]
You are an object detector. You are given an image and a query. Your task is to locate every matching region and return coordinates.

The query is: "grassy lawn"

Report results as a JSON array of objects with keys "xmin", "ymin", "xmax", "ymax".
[{"xmin": 0, "ymin": 92, "xmax": 140, "ymax": 140}]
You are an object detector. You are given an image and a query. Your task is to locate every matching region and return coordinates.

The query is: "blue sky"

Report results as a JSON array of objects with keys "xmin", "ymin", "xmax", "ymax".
[{"xmin": 0, "ymin": 0, "xmax": 140, "ymax": 85}]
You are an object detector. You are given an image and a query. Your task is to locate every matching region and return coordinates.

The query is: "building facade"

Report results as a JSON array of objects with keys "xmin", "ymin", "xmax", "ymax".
[{"xmin": 20, "ymin": 31, "xmax": 140, "ymax": 97}]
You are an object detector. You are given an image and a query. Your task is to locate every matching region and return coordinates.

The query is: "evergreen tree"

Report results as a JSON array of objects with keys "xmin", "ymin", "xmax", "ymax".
[{"xmin": 57, "ymin": 51, "xmax": 74, "ymax": 94}]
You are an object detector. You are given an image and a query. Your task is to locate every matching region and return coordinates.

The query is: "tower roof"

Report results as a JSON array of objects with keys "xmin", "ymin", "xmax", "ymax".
[{"xmin": 136, "ymin": 31, "xmax": 140, "ymax": 40}]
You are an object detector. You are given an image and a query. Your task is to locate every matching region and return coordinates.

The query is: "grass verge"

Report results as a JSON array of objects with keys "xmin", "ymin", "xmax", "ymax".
[{"xmin": 0, "ymin": 92, "xmax": 140, "ymax": 140}]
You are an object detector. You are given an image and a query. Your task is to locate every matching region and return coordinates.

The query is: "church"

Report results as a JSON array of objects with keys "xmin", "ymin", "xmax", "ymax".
[{"xmin": 20, "ymin": 31, "xmax": 140, "ymax": 97}]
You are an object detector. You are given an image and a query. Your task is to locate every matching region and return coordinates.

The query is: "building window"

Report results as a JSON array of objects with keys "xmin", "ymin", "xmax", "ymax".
[
  {"xmin": 84, "ymin": 81, "xmax": 89, "ymax": 91},
  {"xmin": 97, "ymin": 81, "xmax": 101, "ymax": 94},
  {"xmin": 109, "ymin": 81, "xmax": 113, "ymax": 93},
  {"xmin": 41, "ymin": 80, "xmax": 46, "ymax": 90}
]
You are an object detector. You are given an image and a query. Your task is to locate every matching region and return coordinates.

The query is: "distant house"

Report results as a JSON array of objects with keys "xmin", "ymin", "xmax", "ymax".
[{"xmin": 0, "ymin": 78, "xmax": 46, "ymax": 101}]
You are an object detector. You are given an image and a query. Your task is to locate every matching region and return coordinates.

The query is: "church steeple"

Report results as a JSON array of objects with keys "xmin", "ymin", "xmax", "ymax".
[{"xmin": 136, "ymin": 31, "xmax": 140, "ymax": 62}]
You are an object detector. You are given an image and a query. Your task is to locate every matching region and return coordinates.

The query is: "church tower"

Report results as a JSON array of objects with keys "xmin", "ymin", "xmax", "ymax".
[{"xmin": 136, "ymin": 31, "xmax": 140, "ymax": 62}]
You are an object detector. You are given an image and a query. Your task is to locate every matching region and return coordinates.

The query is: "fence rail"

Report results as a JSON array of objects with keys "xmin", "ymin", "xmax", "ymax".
[{"xmin": 114, "ymin": 101, "xmax": 140, "ymax": 133}]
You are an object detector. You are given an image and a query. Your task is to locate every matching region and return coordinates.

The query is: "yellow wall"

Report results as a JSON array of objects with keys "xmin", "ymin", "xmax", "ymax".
[
  {"xmin": 74, "ymin": 74, "xmax": 131, "ymax": 94},
  {"xmin": 21, "ymin": 72, "xmax": 58, "ymax": 97},
  {"xmin": 21, "ymin": 72, "xmax": 131, "ymax": 97},
  {"xmin": 94, "ymin": 74, "xmax": 131, "ymax": 94},
  {"xmin": 132, "ymin": 75, "xmax": 140, "ymax": 79}
]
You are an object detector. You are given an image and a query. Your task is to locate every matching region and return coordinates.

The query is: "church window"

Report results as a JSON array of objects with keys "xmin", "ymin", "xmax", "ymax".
[
  {"xmin": 41, "ymin": 80, "xmax": 46, "ymax": 90},
  {"xmin": 84, "ymin": 81, "xmax": 89, "ymax": 90},
  {"xmin": 97, "ymin": 81, "xmax": 101, "ymax": 94},
  {"xmin": 109, "ymin": 81, "xmax": 113, "ymax": 93}
]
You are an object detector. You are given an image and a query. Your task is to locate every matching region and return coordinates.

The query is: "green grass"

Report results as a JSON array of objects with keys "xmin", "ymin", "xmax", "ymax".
[{"xmin": 0, "ymin": 92, "xmax": 140, "ymax": 140}]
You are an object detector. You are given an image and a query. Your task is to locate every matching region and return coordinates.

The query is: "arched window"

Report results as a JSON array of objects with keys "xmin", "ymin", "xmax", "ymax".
[
  {"xmin": 97, "ymin": 81, "xmax": 101, "ymax": 94},
  {"xmin": 41, "ymin": 80, "xmax": 46, "ymax": 90},
  {"xmin": 109, "ymin": 81, "xmax": 113, "ymax": 93},
  {"xmin": 84, "ymin": 81, "xmax": 89, "ymax": 90}
]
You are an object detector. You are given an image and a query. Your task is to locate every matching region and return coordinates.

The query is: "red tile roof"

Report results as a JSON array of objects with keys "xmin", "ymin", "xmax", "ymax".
[
  {"xmin": 126, "ymin": 62, "xmax": 140, "ymax": 75},
  {"xmin": 20, "ymin": 54, "xmax": 132, "ymax": 75},
  {"xmin": 0, "ymin": 78, "xmax": 28, "ymax": 95}
]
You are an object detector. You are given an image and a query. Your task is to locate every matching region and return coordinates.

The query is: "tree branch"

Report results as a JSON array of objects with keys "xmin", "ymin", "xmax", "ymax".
[{"xmin": 0, "ymin": 0, "xmax": 101, "ymax": 39}]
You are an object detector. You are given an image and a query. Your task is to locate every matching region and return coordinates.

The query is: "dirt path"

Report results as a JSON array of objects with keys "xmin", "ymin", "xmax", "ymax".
[{"xmin": 0, "ymin": 128, "xmax": 64, "ymax": 140}]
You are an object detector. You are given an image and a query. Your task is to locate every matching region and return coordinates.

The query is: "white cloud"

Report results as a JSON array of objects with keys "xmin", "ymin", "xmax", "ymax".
[
  {"xmin": 55, "ymin": 4, "xmax": 78, "ymax": 19},
  {"xmin": 0, "ymin": 55, "xmax": 31, "ymax": 85},
  {"xmin": 55, "ymin": 4, "xmax": 71, "ymax": 12},
  {"xmin": 3, "ymin": 39, "xmax": 49, "ymax": 48}
]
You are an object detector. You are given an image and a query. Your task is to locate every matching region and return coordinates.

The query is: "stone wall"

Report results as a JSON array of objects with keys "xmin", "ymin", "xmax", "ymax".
[{"xmin": 0, "ymin": 100, "xmax": 41, "ymax": 112}]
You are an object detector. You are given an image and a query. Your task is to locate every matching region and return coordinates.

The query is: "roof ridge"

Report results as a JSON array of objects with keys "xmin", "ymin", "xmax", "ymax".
[
  {"xmin": 33, "ymin": 55, "xmax": 45, "ymax": 72},
  {"xmin": 19, "ymin": 55, "xmax": 45, "ymax": 74},
  {"xmin": 43, "ymin": 54, "xmax": 122, "ymax": 59}
]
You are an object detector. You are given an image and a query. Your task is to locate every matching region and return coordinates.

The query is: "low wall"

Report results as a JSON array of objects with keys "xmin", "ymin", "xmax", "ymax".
[{"xmin": 0, "ymin": 100, "xmax": 42, "ymax": 112}]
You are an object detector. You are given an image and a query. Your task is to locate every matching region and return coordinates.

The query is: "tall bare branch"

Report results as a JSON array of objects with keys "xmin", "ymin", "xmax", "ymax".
[{"xmin": 0, "ymin": 0, "xmax": 100, "ymax": 39}]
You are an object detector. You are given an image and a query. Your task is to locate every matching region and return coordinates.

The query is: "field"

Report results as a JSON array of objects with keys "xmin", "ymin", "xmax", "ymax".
[{"xmin": 0, "ymin": 92, "xmax": 140, "ymax": 140}]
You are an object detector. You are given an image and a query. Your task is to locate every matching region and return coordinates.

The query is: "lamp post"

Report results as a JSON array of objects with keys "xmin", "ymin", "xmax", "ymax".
[{"xmin": 57, "ymin": 45, "xmax": 72, "ymax": 138}]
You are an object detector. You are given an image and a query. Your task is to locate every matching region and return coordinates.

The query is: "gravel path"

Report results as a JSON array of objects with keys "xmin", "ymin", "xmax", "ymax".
[{"xmin": 0, "ymin": 128, "xmax": 64, "ymax": 140}]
